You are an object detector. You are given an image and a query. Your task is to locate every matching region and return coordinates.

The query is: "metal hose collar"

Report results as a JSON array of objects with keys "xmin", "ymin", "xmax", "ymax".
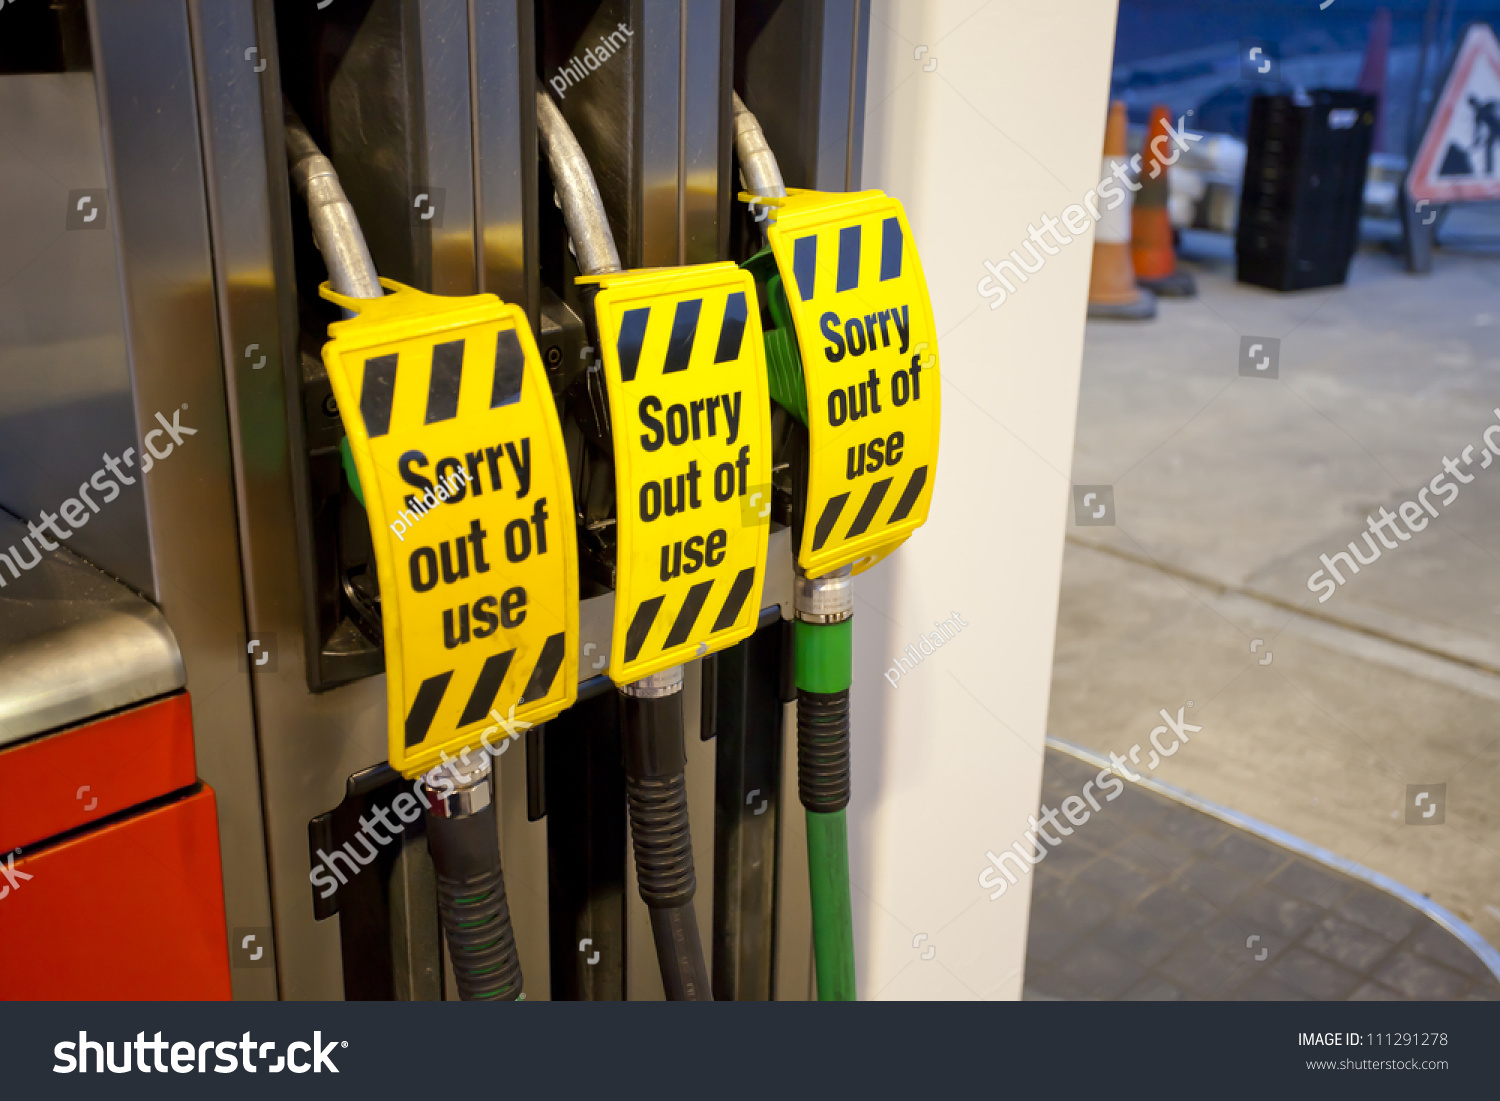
[{"xmin": 731, "ymin": 90, "xmax": 787, "ymax": 201}]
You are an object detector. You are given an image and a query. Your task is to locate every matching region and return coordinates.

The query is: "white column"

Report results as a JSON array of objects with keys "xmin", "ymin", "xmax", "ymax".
[{"xmin": 853, "ymin": 0, "xmax": 1120, "ymax": 999}]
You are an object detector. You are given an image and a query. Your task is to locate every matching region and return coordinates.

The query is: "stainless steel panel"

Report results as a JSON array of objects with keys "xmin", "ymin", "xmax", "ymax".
[
  {"xmin": 738, "ymin": 0, "xmax": 868, "ymax": 192},
  {"xmin": 324, "ymin": 0, "xmax": 476, "ymax": 296},
  {"xmin": 543, "ymin": 1, "xmax": 637, "ymax": 265},
  {"xmin": 88, "ymin": 0, "xmax": 276, "ymax": 1000},
  {"xmin": 682, "ymin": 0, "xmax": 726, "ymax": 263},
  {"xmin": 638, "ymin": 0, "xmax": 724, "ymax": 266},
  {"xmin": 537, "ymin": 0, "xmax": 717, "ymax": 270},
  {"xmin": 847, "ymin": 0, "xmax": 870, "ymax": 190},
  {"xmin": 389, "ymin": 830, "xmax": 443, "ymax": 1000},
  {"xmin": 187, "ymin": 0, "xmax": 388, "ymax": 1000},
  {"xmin": 0, "ymin": 512, "xmax": 184, "ymax": 747},
  {"xmin": 812, "ymin": 0, "xmax": 864, "ymax": 192},
  {"xmin": 0, "ymin": 73, "xmax": 154, "ymax": 596},
  {"xmin": 472, "ymin": 1, "xmax": 548, "ymax": 998},
  {"xmin": 705, "ymin": 610, "xmax": 787, "ymax": 1000},
  {"xmin": 417, "ymin": 0, "xmax": 478, "ymax": 295},
  {"xmin": 472, "ymin": 0, "xmax": 537, "ymax": 316},
  {"xmin": 639, "ymin": 0, "xmax": 681, "ymax": 267}
]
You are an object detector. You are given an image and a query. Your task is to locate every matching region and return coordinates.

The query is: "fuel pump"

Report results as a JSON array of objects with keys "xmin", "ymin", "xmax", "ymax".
[
  {"xmin": 732, "ymin": 95, "xmax": 942, "ymax": 1000},
  {"xmin": 537, "ymin": 91, "xmax": 774, "ymax": 1001},
  {"xmin": 288, "ymin": 109, "xmax": 580, "ymax": 1001}
]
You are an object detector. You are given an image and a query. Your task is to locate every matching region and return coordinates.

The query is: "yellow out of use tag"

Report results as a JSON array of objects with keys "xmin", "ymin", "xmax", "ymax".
[
  {"xmin": 761, "ymin": 188, "xmax": 940, "ymax": 579},
  {"xmin": 320, "ymin": 279, "xmax": 577, "ymax": 779},
  {"xmin": 583, "ymin": 263, "xmax": 772, "ymax": 684}
]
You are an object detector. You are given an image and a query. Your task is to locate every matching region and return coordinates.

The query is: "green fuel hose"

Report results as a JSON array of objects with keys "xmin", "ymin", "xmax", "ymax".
[
  {"xmin": 795, "ymin": 617, "xmax": 856, "ymax": 1000},
  {"xmin": 742, "ymin": 241, "xmax": 858, "ymax": 998}
]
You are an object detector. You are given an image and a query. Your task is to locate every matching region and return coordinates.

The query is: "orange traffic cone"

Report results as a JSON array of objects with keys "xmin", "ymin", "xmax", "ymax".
[
  {"xmin": 1088, "ymin": 100, "xmax": 1156, "ymax": 320},
  {"xmin": 1133, "ymin": 104, "xmax": 1196, "ymax": 297}
]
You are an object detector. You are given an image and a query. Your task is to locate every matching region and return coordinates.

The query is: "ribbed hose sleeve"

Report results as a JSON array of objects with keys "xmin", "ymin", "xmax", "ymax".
[
  {"xmin": 426, "ymin": 803, "xmax": 524, "ymax": 1001},
  {"xmin": 796, "ymin": 688, "xmax": 851, "ymax": 812},
  {"xmin": 621, "ymin": 691, "xmax": 713, "ymax": 1000}
]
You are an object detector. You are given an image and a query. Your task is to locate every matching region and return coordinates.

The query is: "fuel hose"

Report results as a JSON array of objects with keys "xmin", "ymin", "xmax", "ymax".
[
  {"xmin": 620, "ymin": 667, "xmax": 713, "ymax": 1000},
  {"xmin": 424, "ymin": 756, "xmax": 525, "ymax": 1000},
  {"xmin": 732, "ymin": 90, "xmax": 859, "ymax": 999},
  {"xmin": 536, "ymin": 90, "xmax": 711, "ymax": 1000},
  {"xmin": 286, "ymin": 105, "xmax": 522, "ymax": 1002},
  {"xmin": 794, "ymin": 570, "xmax": 856, "ymax": 1000}
]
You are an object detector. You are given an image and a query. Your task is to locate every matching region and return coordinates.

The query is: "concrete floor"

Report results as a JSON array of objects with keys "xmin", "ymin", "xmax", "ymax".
[{"xmin": 1047, "ymin": 231, "xmax": 1500, "ymax": 959}]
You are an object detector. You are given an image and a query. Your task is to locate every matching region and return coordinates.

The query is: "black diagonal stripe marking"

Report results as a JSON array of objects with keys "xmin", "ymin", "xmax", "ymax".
[
  {"xmin": 880, "ymin": 216, "xmax": 903, "ymax": 281},
  {"xmin": 662, "ymin": 298, "xmax": 702, "ymax": 374},
  {"xmin": 887, "ymin": 464, "xmax": 929, "ymax": 524},
  {"xmin": 793, "ymin": 235, "xmax": 817, "ymax": 301},
  {"xmin": 425, "ymin": 339, "xmax": 465, "ymax": 424},
  {"xmin": 618, "ymin": 307, "xmax": 651, "ymax": 383},
  {"xmin": 845, "ymin": 477, "xmax": 893, "ymax": 539},
  {"xmin": 360, "ymin": 353, "xmax": 398, "ymax": 438},
  {"xmin": 664, "ymin": 580, "xmax": 714, "ymax": 648},
  {"xmin": 624, "ymin": 596, "xmax": 664, "ymax": 664},
  {"xmin": 521, "ymin": 632, "xmax": 566, "ymax": 703},
  {"xmin": 811, "ymin": 493, "xmax": 849, "ymax": 552},
  {"xmin": 711, "ymin": 567, "xmax": 755, "ymax": 633},
  {"xmin": 714, "ymin": 291, "xmax": 748, "ymax": 364},
  {"xmin": 837, "ymin": 224, "xmax": 862, "ymax": 292},
  {"xmin": 404, "ymin": 670, "xmax": 453, "ymax": 748},
  {"xmin": 457, "ymin": 649, "xmax": 515, "ymax": 726},
  {"xmin": 491, "ymin": 328, "xmax": 525, "ymax": 408}
]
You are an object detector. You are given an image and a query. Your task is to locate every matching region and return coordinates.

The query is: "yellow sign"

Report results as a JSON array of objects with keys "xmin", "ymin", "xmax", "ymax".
[
  {"xmin": 584, "ymin": 263, "xmax": 772, "ymax": 683},
  {"xmin": 320, "ymin": 279, "xmax": 577, "ymax": 778},
  {"xmin": 762, "ymin": 189, "xmax": 940, "ymax": 578}
]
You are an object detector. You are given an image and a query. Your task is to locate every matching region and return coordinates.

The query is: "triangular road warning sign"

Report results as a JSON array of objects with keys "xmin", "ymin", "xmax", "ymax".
[{"xmin": 1410, "ymin": 23, "xmax": 1500, "ymax": 202}]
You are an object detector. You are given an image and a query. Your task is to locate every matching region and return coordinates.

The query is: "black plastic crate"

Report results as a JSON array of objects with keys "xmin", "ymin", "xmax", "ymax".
[{"xmin": 1236, "ymin": 90, "xmax": 1377, "ymax": 292}]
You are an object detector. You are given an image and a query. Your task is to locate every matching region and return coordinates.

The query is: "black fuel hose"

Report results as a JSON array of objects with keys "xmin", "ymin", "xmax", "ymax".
[
  {"xmin": 424, "ymin": 761, "xmax": 524, "ymax": 1001},
  {"xmin": 621, "ymin": 686, "xmax": 712, "ymax": 1001}
]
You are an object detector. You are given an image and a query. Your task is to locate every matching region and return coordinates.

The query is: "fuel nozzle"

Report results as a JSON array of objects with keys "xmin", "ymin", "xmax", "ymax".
[
  {"xmin": 537, "ymin": 90, "xmax": 713, "ymax": 1000},
  {"xmin": 288, "ymin": 106, "xmax": 536, "ymax": 1003},
  {"xmin": 733, "ymin": 94, "xmax": 860, "ymax": 1000}
]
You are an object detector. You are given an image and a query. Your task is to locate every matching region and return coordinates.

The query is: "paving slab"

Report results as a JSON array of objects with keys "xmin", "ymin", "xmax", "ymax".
[{"xmin": 1023, "ymin": 750, "xmax": 1500, "ymax": 1001}]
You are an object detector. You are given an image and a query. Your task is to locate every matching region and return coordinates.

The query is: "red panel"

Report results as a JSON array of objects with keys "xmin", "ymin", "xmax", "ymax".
[
  {"xmin": 0, "ymin": 693, "xmax": 197, "ymax": 854},
  {"xmin": 0, "ymin": 787, "xmax": 231, "ymax": 1000}
]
